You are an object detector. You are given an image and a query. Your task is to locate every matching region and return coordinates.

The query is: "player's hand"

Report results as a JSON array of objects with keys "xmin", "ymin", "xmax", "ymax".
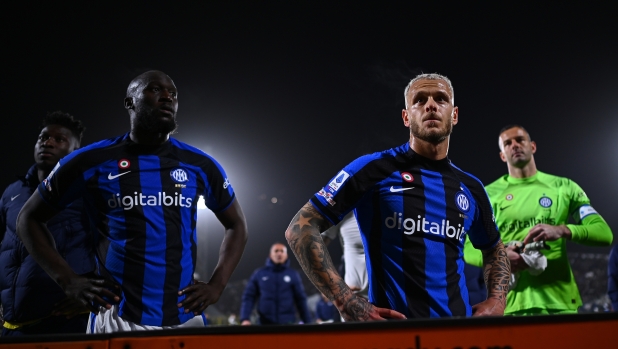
[
  {"xmin": 60, "ymin": 276, "xmax": 121, "ymax": 314},
  {"xmin": 505, "ymin": 245, "xmax": 529, "ymax": 272},
  {"xmin": 241, "ymin": 320, "xmax": 252, "ymax": 326},
  {"xmin": 472, "ymin": 297, "xmax": 505, "ymax": 316},
  {"xmin": 178, "ymin": 280, "xmax": 224, "ymax": 315},
  {"xmin": 336, "ymin": 293, "xmax": 406, "ymax": 321},
  {"xmin": 524, "ymin": 224, "xmax": 571, "ymax": 244}
]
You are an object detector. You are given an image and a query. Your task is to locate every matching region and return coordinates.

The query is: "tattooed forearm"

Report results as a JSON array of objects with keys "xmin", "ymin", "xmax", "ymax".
[
  {"xmin": 285, "ymin": 203, "xmax": 338, "ymax": 294},
  {"xmin": 284, "ymin": 203, "xmax": 345, "ymax": 301},
  {"xmin": 481, "ymin": 240, "xmax": 510, "ymax": 306},
  {"xmin": 285, "ymin": 202, "xmax": 394, "ymax": 321}
]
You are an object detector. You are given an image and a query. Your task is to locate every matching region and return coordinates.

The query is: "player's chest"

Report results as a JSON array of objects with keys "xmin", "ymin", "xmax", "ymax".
[
  {"xmin": 92, "ymin": 158, "xmax": 200, "ymax": 191},
  {"xmin": 374, "ymin": 169, "xmax": 474, "ymax": 232},
  {"xmin": 88, "ymin": 157, "xmax": 202, "ymax": 211},
  {"xmin": 493, "ymin": 185, "xmax": 569, "ymax": 223}
]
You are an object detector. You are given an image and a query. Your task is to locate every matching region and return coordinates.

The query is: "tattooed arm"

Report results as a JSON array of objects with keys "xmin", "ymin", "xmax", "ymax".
[
  {"xmin": 472, "ymin": 240, "xmax": 510, "ymax": 316},
  {"xmin": 285, "ymin": 202, "xmax": 406, "ymax": 322}
]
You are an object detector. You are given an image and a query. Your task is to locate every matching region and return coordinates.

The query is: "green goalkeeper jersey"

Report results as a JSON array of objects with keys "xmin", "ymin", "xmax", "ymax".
[{"xmin": 463, "ymin": 171, "xmax": 612, "ymax": 314}]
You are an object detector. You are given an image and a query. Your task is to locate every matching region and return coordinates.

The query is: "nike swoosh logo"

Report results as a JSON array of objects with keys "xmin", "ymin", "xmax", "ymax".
[
  {"xmin": 389, "ymin": 186, "xmax": 414, "ymax": 192},
  {"xmin": 499, "ymin": 205, "xmax": 512, "ymax": 211},
  {"xmin": 108, "ymin": 171, "xmax": 131, "ymax": 180},
  {"xmin": 10, "ymin": 194, "xmax": 20, "ymax": 201}
]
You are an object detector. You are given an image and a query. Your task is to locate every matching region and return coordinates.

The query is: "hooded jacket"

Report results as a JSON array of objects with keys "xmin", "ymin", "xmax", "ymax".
[
  {"xmin": 0, "ymin": 165, "xmax": 95, "ymax": 325},
  {"xmin": 240, "ymin": 258, "xmax": 311, "ymax": 324}
]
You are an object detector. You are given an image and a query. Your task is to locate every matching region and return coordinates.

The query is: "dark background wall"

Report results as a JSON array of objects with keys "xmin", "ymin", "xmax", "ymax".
[{"xmin": 2, "ymin": 2, "xmax": 617, "ymax": 287}]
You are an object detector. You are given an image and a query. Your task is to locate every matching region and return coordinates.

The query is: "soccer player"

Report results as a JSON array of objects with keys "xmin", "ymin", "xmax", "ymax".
[
  {"xmin": 0, "ymin": 111, "xmax": 93, "ymax": 335},
  {"xmin": 16, "ymin": 70, "xmax": 248, "ymax": 332},
  {"xmin": 239, "ymin": 243, "xmax": 311, "ymax": 325},
  {"xmin": 284, "ymin": 73, "xmax": 510, "ymax": 321},
  {"xmin": 463, "ymin": 125, "xmax": 613, "ymax": 315}
]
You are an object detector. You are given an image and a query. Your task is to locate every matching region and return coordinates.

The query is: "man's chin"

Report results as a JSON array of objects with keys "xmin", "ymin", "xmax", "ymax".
[
  {"xmin": 137, "ymin": 121, "xmax": 177, "ymax": 135},
  {"xmin": 418, "ymin": 132, "xmax": 448, "ymax": 144},
  {"xmin": 35, "ymin": 160, "xmax": 56, "ymax": 172},
  {"xmin": 511, "ymin": 159, "xmax": 531, "ymax": 168}
]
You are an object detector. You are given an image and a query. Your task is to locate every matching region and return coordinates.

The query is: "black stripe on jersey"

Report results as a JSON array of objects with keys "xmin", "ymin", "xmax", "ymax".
[
  {"xmin": 118, "ymin": 156, "xmax": 146, "ymax": 324},
  {"xmin": 86, "ymin": 171, "xmax": 113, "ymax": 274},
  {"xmin": 402, "ymin": 161, "xmax": 430, "ymax": 318},
  {"xmin": 159, "ymin": 156, "xmax": 183, "ymax": 325},
  {"xmin": 441, "ymin": 168, "xmax": 467, "ymax": 316},
  {"xmin": 368, "ymin": 190, "xmax": 389, "ymax": 308}
]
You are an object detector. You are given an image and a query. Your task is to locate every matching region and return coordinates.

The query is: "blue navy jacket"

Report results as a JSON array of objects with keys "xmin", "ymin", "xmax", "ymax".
[
  {"xmin": 0, "ymin": 165, "xmax": 95, "ymax": 323},
  {"xmin": 240, "ymin": 258, "xmax": 311, "ymax": 324},
  {"xmin": 316, "ymin": 298, "xmax": 337, "ymax": 322}
]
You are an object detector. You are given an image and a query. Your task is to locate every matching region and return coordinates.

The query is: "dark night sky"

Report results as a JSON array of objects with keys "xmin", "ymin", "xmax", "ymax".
[{"xmin": 3, "ymin": 3, "xmax": 617, "ymax": 283}]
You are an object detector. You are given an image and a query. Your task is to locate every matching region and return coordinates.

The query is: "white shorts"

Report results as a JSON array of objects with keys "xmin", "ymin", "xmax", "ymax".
[{"xmin": 87, "ymin": 304, "xmax": 206, "ymax": 333}]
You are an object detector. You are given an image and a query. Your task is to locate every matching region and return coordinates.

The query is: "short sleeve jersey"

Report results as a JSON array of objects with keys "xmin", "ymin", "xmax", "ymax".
[
  {"xmin": 310, "ymin": 143, "xmax": 500, "ymax": 318},
  {"xmin": 38, "ymin": 133, "xmax": 235, "ymax": 326},
  {"xmin": 475, "ymin": 171, "xmax": 593, "ymax": 313}
]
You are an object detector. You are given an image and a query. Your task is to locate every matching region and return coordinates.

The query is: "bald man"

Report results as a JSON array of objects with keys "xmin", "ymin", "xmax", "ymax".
[
  {"xmin": 464, "ymin": 125, "xmax": 612, "ymax": 315},
  {"xmin": 240, "ymin": 243, "xmax": 311, "ymax": 325},
  {"xmin": 17, "ymin": 70, "xmax": 248, "ymax": 332}
]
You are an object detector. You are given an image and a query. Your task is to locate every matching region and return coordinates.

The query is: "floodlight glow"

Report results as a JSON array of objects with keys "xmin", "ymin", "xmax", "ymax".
[{"xmin": 197, "ymin": 195, "xmax": 206, "ymax": 210}]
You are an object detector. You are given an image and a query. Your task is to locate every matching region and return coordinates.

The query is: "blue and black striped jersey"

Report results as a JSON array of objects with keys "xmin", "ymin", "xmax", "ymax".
[
  {"xmin": 38, "ymin": 133, "xmax": 235, "ymax": 326},
  {"xmin": 310, "ymin": 142, "xmax": 500, "ymax": 318}
]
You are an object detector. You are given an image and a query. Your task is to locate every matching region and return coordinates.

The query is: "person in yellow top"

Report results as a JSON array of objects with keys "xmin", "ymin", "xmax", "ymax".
[{"xmin": 464, "ymin": 125, "xmax": 613, "ymax": 315}]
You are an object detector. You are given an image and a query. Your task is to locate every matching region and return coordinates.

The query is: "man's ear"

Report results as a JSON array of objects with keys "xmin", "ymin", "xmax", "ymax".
[
  {"xmin": 124, "ymin": 97, "xmax": 134, "ymax": 110},
  {"xmin": 451, "ymin": 106, "xmax": 459, "ymax": 126},
  {"xmin": 499, "ymin": 151, "xmax": 507, "ymax": 163},
  {"xmin": 402, "ymin": 109, "xmax": 410, "ymax": 127},
  {"xmin": 531, "ymin": 141, "xmax": 537, "ymax": 154}
]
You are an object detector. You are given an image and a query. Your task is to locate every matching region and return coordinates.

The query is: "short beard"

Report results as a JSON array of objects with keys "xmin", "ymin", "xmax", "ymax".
[
  {"xmin": 410, "ymin": 115, "xmax": 452, "ymax": 144},
  {"xmin": 510, "ymin": 156, "xmax": 532, "ymax": 169},
  {"xmin": 134, "ymin": 104, "xmax": 178, "ymax": 135}
]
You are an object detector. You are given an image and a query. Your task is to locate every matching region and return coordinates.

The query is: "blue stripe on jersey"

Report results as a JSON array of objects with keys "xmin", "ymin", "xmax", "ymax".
[
  {"xmin": 97, "ymin": 161, "xmax": 127, "ymax": 289},
  {"xmin": 89, "ymin": 312, "xmax": 96, "ymax": 333},
  {"xmin": 420, "ymin": 169, "xmax": 451, "ymax": 318},
  {"xmin": 138, "ymin": 156, "xmax": 167, "ymax": 324},
  {"xmin": 375, "ymin": 177, "xmax": 408, "ymax": 316}
]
